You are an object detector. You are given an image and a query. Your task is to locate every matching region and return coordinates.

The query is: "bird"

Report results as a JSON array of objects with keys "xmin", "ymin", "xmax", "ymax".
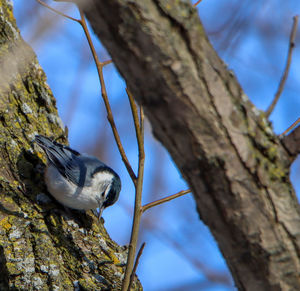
[{"xmin": 35, "ymin": 135, "xmax": 121, "ymax": 219}]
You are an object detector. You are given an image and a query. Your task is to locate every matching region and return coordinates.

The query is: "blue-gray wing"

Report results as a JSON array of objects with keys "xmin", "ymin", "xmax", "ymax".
[{"xmin": 35, "ymin": 135, "xmax": 83, "ymax": 186}]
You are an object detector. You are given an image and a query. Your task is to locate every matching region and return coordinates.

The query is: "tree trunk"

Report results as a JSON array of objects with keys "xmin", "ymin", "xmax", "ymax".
[
  {"xmin": 79, "ymin": 0, "xmax": 300, "ymax": 290},
  {"xmin": 0, "ymin": 1, "xmax": 142, "ymax": 290}
]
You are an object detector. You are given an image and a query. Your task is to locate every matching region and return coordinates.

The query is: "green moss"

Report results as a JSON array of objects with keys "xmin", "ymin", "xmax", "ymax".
[
  {"xmin": 0, "ymin": 217, "xmax": 12, "ymax": 231},
  {"xmin": 268, "ymin": 163, "xmax": 287, "ymax": 181},
  {"xmin": 266, "ymin": 145, "xmax": 278, "ymax": 162},
  {"xmin": 6, "ymin": 262, "xmax": 20, "ymax": 275}
]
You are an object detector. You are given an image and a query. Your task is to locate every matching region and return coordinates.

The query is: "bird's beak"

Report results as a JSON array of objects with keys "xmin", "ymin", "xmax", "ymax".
[{"xmin": 98, "ymin": 206, "xmax": 104, "ymax": 220}]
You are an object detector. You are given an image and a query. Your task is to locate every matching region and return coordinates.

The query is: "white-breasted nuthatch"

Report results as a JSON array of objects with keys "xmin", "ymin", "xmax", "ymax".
[{"xmin": 35, "ymin": 135, "xmax": 121, "ymax": 218}]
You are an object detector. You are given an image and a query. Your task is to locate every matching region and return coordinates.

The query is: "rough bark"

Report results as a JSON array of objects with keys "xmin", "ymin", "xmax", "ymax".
[
  {"xmin": 78, "ymin": 0, "xmax": 300, "ymax": 290},
  {"xmin": 0, "ymin": 1, "xmax": 142, "ymax": 290}
]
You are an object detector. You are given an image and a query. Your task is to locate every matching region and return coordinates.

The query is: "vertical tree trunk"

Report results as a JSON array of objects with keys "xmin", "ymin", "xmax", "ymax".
[
  {"xmin": 0, "ymin": 1, "xmax": 142, "ymax": 290},
  {"xmin": 80, "ymin": 0, "xmax": 300, "ymax": 290}
]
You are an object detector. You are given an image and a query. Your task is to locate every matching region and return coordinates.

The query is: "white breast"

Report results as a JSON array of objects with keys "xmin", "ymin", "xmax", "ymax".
[{"xmin": 44, "ymin": 165, "xmax": 113, "ymax": 210}]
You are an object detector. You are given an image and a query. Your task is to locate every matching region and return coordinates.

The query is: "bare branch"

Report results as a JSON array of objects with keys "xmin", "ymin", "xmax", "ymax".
[
  {"xmin": 279, "ymin": 117, "xmax": 300, "ymax": 137},
  {"xmin": 39, "ymin": 0, "xmax": 136, "ymax": 182},
  {"xmin": 128, "ymin": 242, "xmax": 146, "ymax": 291},
  {"xmin": 142, "ymin": 189, "xmax": 191, "ymax": 213},
  {"xmin": 75, "ymin": 7, "xmax": 145, "ymax": 290},
  {"xmin": 127, "ymin": 89, "xmax": 141, "ymax": 140},
  {"xmin": 77, "ymin": 7, "xmax": 137, "ymax": 184},
  {"xmin": 36, "ymin": 0, "xmax": 79, "ymax": 22},
  {"xmin": 102, "ymin": 59, "xmax": 113, "ymax": 66},
  {"xmin": 122, "ymin": 91, "xmax": 145, "ymax": 291},
  {"xmin": 265, "ymin": 15, "xmax": 299, "ymax": 117},
  {"xmin": 193, "ymin": 0, "xmax": 203, "ymax": 7}
]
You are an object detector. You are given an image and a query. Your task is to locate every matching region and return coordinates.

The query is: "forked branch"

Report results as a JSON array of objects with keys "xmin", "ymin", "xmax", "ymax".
[
  {"xmin": 142, "ymin": 189, "xmax": 191, "ymax": 213},
  {"xmin": 36, "ymin": 3, "xmax": 192, "ymax": 291},
  {"xmin": 121, "ymin": 90, "xmax": 145, "ymax": 291}
]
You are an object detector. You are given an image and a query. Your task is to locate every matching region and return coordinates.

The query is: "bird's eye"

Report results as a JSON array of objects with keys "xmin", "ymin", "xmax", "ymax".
[{"xmin": 101, "ymin": 192, "xmax": 105, "ymax": 197}]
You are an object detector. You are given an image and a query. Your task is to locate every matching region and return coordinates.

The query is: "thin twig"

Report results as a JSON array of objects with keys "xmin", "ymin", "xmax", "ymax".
[
  {"xmin": 128, "ymin": 242, "xmax": 146, "ymax": 291},
  {"xmin": 102, "ymin": 59, "xmax": 113, "ymax": 67},
  {"xmin": 142, "ymin": 189, "xmax": 191, "ymax": 213},
  {"xmin": 38, "ymin": 2, "xmax": 191, "ymax": 288},
  {"xmin": 38, "ymin": 0, "xmax": 136, "ymax": 183},
  {"xmin": 279, "ymin": 117, "xmax": 300, "ymax": 137},
  {"xmin": 37, "ymin": 2, "xmax": 146, "ymax": 288},
  {"xmin": 127, "ymin": 89, "xmax": 141, "ymax": 139},
  {"xmin": 121, "ymin": 92, "xmax": 145, "ymax": 291},
  {"xmin": 193, "ymin": 0, "xmax": 203, "ymax": 7},
  {"xmin": 77, "ymin": 7, "xmax": 137, "ymax": 184},
  {"xmin": 265, "ymin": 15, "xmax": 299, "ymax": 117},
  {"xmin": 140, "ymin": 108, "xmax": 145, "ymax": 146},
  {"xmin": 36, "ymin": 0, "xmax": 80, "ymax": 22}
]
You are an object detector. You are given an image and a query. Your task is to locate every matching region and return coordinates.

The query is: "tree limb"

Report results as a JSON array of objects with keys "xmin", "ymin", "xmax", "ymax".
[{"xmin": 78, "ymin": 0, "xmax": 300, "ymax": 289}]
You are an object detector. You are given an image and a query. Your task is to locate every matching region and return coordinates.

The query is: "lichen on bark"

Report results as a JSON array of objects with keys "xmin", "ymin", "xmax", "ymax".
[{"xmin": 0, "ymin": 1, "xmax": 142, "ymax": 290}]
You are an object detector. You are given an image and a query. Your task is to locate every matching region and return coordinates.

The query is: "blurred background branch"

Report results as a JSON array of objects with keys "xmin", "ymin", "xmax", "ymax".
[{"xmin": 265, "ymin": 15, "xmax": 299, "ymax": 117}]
